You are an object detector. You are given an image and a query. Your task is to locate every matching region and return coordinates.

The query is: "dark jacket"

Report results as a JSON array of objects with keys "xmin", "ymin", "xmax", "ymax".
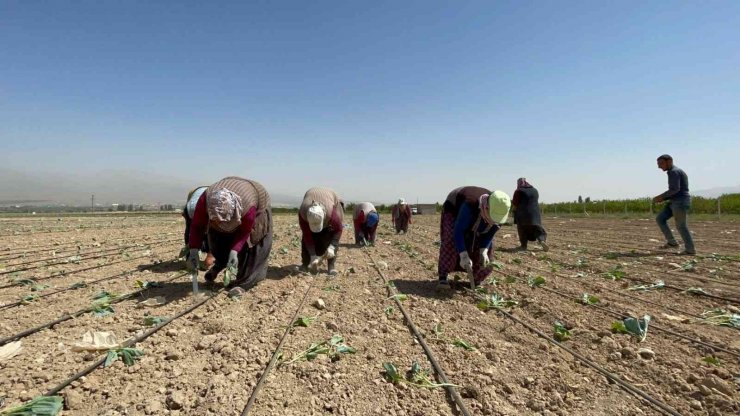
[{"xmin": 512, "ymin": 186, "xmax": 542, "ymax": 226}]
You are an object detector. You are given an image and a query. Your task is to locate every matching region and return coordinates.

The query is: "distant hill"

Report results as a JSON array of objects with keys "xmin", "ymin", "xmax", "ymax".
[
  {"xmin": 693, "ymin": 186, "xmax": 740, "ymax": 198},
  {"xmin": 0, "ymin": 168, "xmax": 302, "ymax": 207}
]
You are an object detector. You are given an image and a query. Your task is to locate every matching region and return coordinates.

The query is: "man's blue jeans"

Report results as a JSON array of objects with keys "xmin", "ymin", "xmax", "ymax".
[{"xmin": 656, "ymin": 198, "xmax": 695, "ymax": 252}]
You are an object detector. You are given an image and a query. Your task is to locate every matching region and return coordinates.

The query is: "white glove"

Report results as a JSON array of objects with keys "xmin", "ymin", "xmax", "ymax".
[
  {"xmin": 480, "ymin": 249, "xmax": 490, "ymax": 267},
  {"xmin": 187, "ymin": 248, "xmax": 199, "ymax": 271},
  {"xmin": 309, "ymin": 255, "xmax": 321, "ymax": 271},
  {"xmin": 325, "ymin": 245, "xmax": 336, "ymax": 259},
  {"xmin": 459, "ymin": 251, "xmax": 473, "ymax": 272},
  {"xmin": 227, "ymin": 250, "xmax": 239, "ymax": 269}
]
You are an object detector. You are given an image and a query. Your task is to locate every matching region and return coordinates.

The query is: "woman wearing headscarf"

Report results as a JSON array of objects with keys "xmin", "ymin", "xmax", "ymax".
[
  {"xmin": 437, "ymin": 187, "xmax": 510, "ymax": 291},
  {"xmin": 299, "ymin": 187, "xmax": 344, "ymax": 275},
  {"xmin": 392, "ymin": 198, "xmax": 413, "ymax": 234},
  {"xmin": 187, "ymin": 177, "xmax": 272, "ymax": 296},
  {"xmin": 353, "ymin": 202, "xmax": 380, "ymax": 246},
  {"xmin": 182, "ymin": 186, "xmax": 214, "ymax": 269},
  {"xmin": 511, "ymin": 178, "xmax": 548, "ymax": 252}
]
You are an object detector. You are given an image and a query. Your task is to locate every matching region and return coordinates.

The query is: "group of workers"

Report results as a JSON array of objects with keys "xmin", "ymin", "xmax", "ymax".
[{"xmin": 181, "ymin": 154, "xmax": 694, "ymax": 296}]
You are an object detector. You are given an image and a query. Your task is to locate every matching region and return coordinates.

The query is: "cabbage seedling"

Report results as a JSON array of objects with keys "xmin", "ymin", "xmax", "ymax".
[{"xmin": 0, "ymin": 395, "xmax": 63, "ymax": 416}]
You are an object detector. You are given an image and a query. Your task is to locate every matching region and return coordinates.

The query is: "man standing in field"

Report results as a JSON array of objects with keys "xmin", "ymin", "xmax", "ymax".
[
  {"xmin": 392, "ymin": 198, "xmax": 412, "ymax": 234},
  {"xmin": 299, "ymin": 187, "xmax": 344, "ymax": 275},
  {"xmin": 353, "ymin": 202, "xmax": 380, "ymax": 246},
  {"xmin": 653, "ymin": 154, "xmax": 695, "ymax": 255}
]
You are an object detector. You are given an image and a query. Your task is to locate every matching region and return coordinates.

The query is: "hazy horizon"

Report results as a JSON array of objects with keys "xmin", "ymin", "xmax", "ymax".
[{"xmin": 2, "ymin": 2, "xmax": 739, "ymax": 205}]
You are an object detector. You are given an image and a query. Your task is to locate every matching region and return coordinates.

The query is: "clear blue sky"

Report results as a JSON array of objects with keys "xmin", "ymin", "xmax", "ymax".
[{"xmin": 1, "ymin": 0, "xmax": 738, "ymax": 203}]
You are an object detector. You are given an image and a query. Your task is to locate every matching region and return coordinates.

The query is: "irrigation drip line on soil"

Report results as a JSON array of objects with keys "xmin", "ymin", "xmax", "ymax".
[
  {"xmin": 241, "ymin": 274, "xmax": 320, "ymax": 416},
  {"xmin": 462, "ymin": 286, "xmax": 686, "ymax": 416},
  {"xmin": 537, "ymin": 255, "xmax": 739, "ymax": 304},
  {"xmin": 1, "ymin": 236, "xmax": 178, "ymax": 269},
  {"xmin": 488, "ymin": 268, "xmax": 740, "ymax": 358},
  {"xmin": 0, "ymin": 241, "xmax": 181, "ymax": 290},
  {"xmin": 364, "ymin": 249, "xmax": 473, "ymax": 416},
  {"xmin": 44, "ymin": 287, "xmax": 224, "ymax": 397},
  {"xmin": 0, "ymin": 272, "xmax": 188, "ymax": 347},
  {"xmin": 0, "ymin": 238, "xmax": 179, "ymax": 276},
  {"xmin": 517, "ymin": 262, "xmax": 713, "ymax": 322},
  {"xmin": 0, "ymin": 232, "xmax": 179, "ymax": 261}
]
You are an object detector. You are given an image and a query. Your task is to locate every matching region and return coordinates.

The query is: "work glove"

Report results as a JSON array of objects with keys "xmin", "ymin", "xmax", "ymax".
[
  {"xmin": 459, "ymin": 251, "xmax": 473, "ymax": 272},
  {"xmin": 480, "ymin": 249, "xmax": 490, "ymax": 268},
  {"xmin": 227, "ymin": 250, "xmax": 239, "ymax": 270},
  {"xmin": 309, "ymin": 255, "xmax": 321, "ymax": 272},
  {"xmin": 187, "ymin": 248, "xmax": 199, "ymax": 271},
  {"xmin": 325, "ymin": 245, "xmax": 336, "ymax": 259}
]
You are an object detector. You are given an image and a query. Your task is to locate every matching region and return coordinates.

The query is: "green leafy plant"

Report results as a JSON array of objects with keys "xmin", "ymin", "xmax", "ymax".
[
  {"xmin": 684, "ymin": 287, "xmax": 708, "ymax": 295},
  {"xmin": 611, "ymin": 316, "xmax": 651, "ymax": 341},
  {"xmin": 384, "ymin": 306, "xmax": 394, "ymax": 317},
  {"xmin": 224, "ymin": 264, "xmax": 237, "ymax": 287},
  {"xmin": 135, "ymin": 280, "xmax": 164, "ymax": 289},
  {"xmin": 382, "ymin": 362, "xmax": 457, "ymax": 389},
  {"xmin": 432, "ymin": 323, "xmax": 444, "ymax": 338},
  {"xmin": 0, "ymin": 395, "xmax": 63, "ymax": 416},
  {"xmin": 627, "ymin": 280, "xmax": 664, "ymax": 291},
  {"xmin": 528, "ymin": 276, "xmax": 546, "ymax": 288},
  {"xmin": 323, "ymin": 285, "xmax": 341, "ymax": 292},
  {"xmin": 287, "ymin": 334, "xmax": 356, "ymax": 363},
  {"xmin": 69, "ymin": 282, "xmax": 87, "ymax": 289},
  {"xmin": 580, "ymin": 293, "xmax": 600, "ymax": 305},
  {"xmin": 104, "ymin": 347, "xmax": 144, "ymax": 367},
  {"xmin": 575, "ymin": 258, "xmax": 589, "ymax": 268},
  {"xmin": 30, "ymin": 284, "xmax": 49, "ymax": 292},
  {"xmin": 382, "ymin": 362, "xmax": 404, "ymax": 384},
  {"xmin": 611, "ymin": 321, "xmax": 629, "ymax": 334},
  {"xmin": 290, "ymin": 316, "xmax": 317, "ymax": 328},
  {"xmin": 700, "ymin": 309, "xmax": 739, "ymax": 328},
  {"xmin": 452, "ymin": 339, "xmax": 476, "ymax": 351},
  {"xmin": 511, "ymin": 258, "xmax": 522, "ymax": 264},
  {"xmin": 143, "ymin": 316, "xmax": 166, "ymax": 326},
  {"xmin": 603, "ymin": 265, "xmax": 625, "ymax": 281},
  {"xmin": 21, "ymin": 294, "xmax": 39, "ymax": 304},
  {"xmin": 681, "ymin": 259, "xmax": 698, "ymax": 272},
  {"xmin": 387, "ymin": 294, "xmax": 408, "ymax": 301},
  {"xmin": 553, "ymin": 321, "xmax": 571, "ymax": 341},
  {"xmin": 91, "ymin": 302, "xmax": 115, "ymax": 317},
  {"xmin": 504, "ymin": 276, "xmax": 517, "ymax": 284},
  {"xmin": 702, "ymin": 356, "xmax": 721, "ymax": 366},
  {"xmin": 604, "ymin": 252, "xmax": 619, "ymax": 260},
  {"xmin": 14, "ymin": 279, "xmax": 37, "ymax": 286},
  {"xmin": 476, "ymin": 293, "xmax": 518, "ymax": 311},
  {"xmin": 490, "ymin": 261, "xmax": 504, "ymax": 270}
]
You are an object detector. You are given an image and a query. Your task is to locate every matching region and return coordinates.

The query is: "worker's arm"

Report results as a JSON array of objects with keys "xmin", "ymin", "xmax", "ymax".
[
  {"xmin": 329, "ymin": 204, "xmax": 343, "ymax": 247},
  {"xmin": 299, "ymin": 215, "xmax": 317, "ymax": 256},
  {"xmin": 406, "ymin": 206, "xmax": 413, "ymax": 223},
  {"xmin": 656, "ymin": 170, "xmax": 680, "ymax": 201},
  {"xmin": 353, "ymin": 211, "xmax": 364, "ymax": 240},
  {"xmin": 230, "ymin": 206, "xmax": 257, "ymax": 252},
  {"xmin": 453, "ymin": 204, "xmax": 475, "ymax": 253},
  {"xmin": 478, "ymin": 223, "xmax": 500, "ymax": 250}
]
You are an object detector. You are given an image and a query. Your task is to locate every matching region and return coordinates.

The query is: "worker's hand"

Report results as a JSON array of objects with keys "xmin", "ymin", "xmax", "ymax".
[
  {"xmin": 326, "ymin": 245, "xmax": 336, "ymax": 259},
  {"xmin": 187, "ymin": 249, "xmax": 199, "ymax": 271},
  {"xmin": 459, "ymin": 251, "xmax": 473, "ymax": 272},
  {"xmin": 480, "ymin": 249, "xmax": 490, "ymax": 267},
  {"xmin": 653, "ymin": 196, "xmax": 663, "ymax": 203},
  {"xmin": 227, "ymin": 250, "xmax": 239, "ymax": 270},
  {"xmin": 309, "ymin": 255, "xmax": 321, "ymax": 272}
]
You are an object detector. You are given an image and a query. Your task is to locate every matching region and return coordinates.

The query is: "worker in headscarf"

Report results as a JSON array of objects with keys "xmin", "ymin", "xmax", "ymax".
[
  {"xmin": 392, "ymin": 198, "xmax": 413, "ymax": 234},
  {"xmin": 187, "ymin": 177, "xmax": 272, "ymax": 297},
  {"xmin": 182, "ymin": 186, "xmax": 214, "ymax": 269},
  {"xmin": 511, "ymin": 178, "xmax": 548, "ymax": 252},
  {"xmin": 437, "ymin": 187, "xmax": 510, "ymax": 291},
  {"xmin": 299, "ymin": 187, "xmax": 344, "ymax": 275},
  {"xmin": 353, "ymin": 202, "xmax": 380, "ymax": 246}
]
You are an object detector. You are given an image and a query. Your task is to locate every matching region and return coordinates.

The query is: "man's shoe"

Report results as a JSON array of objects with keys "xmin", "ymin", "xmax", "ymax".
[
  {"xmin": 436, "ymin": 280, "xmax": 453, "ymax": 292},
  {"xmin": 659, "ymin": 243, "xmax": 679, "ymax": 249}
]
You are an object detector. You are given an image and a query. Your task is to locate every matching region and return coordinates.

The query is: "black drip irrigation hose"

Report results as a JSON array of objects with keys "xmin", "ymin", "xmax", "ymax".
[
  {"xmin": 44, "ymin": 287, "xmax": 223, "ymax": 397},
  {"xmin": 0, "ymin": 238, "xmax": 179, "ymax": 276},
  {"xmin": 517, "ymin": 262, "xmax": 739, "ymax": 329},
  {"xmin": 0, "ymin": 232, "xmax": 179, "ymax": 261},
  {"xmin": 241, "ymin": 275, "xmax": 319, "ymax": 415},
  {"xmin": 365, "ymin": 249, "xmax": 473, "ymax": 416},
  {"xmin": 0, "ymin": 241, "xmax": 181, "ymax": 290},
  {"xmin": 0, "ymin": 272, "xmax": 187, "ymax": 347},
  {"xmin": 462, "ymin": 287, "xmax": 683, "ymax": 416},
  {"xmin": 1, "ymin": 236, "xmax": 178, "ymax": 269},
  {"xmin": 488, "ymin": 269, "xmax": 740, "ymax": 358}
]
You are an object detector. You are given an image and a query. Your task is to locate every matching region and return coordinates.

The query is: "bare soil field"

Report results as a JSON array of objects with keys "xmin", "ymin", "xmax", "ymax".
[{"xmin": 0, "ymin": 213, "xmax": 737, "ymax": 416}]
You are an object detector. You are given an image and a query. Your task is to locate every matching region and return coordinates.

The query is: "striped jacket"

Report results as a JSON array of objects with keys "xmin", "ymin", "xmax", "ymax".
[{"xmin": 298, "ymin": 187, "xmax": 344, "ymax": 253}]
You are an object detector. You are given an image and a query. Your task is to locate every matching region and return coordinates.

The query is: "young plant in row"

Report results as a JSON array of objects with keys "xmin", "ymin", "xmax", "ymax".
[
  {"xmin": 603, "ymin": 265, "xmax": 625, "ymax": 281},
  {"xmin": 452, "ymin": 339, "xmax": 476, "ymax": 351},
  {"xmin": 382, "ymin": 362, "xmax": 457, "ymax": 389},
  {"xmin": 553, "ymin": 321, "xmax": 571, "ymax": 341},
  {"xmin": 286, "ymin": 334, "xmax": 356, "ymax": 364},
  {"xmin": 580, "ymin": 293, "xmax": 600, "ymax": 305},
  {"xmin": 0, "ymin": 395, "xmax": 63, "ymax": 416},
  {"xmin": 104, "ymin": 347, "xmax": 145, "ymax": 367},
  {"xmin": 528, "ymin": 276, "xmax": 546, "ymax": 288},
  {"xmin": 476, "ymin": 293, "xmax": 518, "ymax": 311},
  {"xmin": 627, "ymin": 280, "xmax": 664, "ymax": 291},
  {"xmin": 611, "ymin": 315, "xmax": 651, "ymax": 342},
  {"xmin": 700, "ymin": 309, "xmax": 739, "ymax": 328}
]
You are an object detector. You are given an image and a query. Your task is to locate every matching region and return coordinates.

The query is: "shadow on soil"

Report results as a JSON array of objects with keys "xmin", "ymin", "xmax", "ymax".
[
  {"xmin": 392, "ymin": 279, "xmax": 455, "ymax": 299},
  {"xmin": 139, "ymin": 259, "xmax": 186, "ymax": 274}
]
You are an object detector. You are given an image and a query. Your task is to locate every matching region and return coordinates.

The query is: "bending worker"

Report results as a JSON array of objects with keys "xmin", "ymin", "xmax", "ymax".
[
  {"xmin": 511, "ymin": 178, "xmax": 548, "ymax": 252},
  {"xmin": 353, "ymin": 202, "xmax": 380, "ymax": 246},
  {"xmin": 392, "ymin": 198, "xmax": 413, "ymax": 234},
  {"xmin": 299, "ymin": 187, "xmax": 344, "ymax": 275}
]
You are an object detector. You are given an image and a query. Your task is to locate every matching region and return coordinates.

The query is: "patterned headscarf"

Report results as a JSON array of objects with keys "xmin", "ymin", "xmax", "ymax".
[
  {"xmin": 207, "ymin": 188, "xmax": 244, "ymax": 232},
  {"xmin": 517, "ymin": 178, "xmax": 532, "ymax": 189},
  {"xmin": 479, "ymin": 194, "xmax": 494, "ymax": 225}
]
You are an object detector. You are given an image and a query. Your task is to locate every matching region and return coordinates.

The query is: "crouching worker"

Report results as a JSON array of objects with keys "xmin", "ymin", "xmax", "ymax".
[
  {"xmin": 299, "ymin": 187, "xmax": 344, "ymax": 275},
  {"xmin": 437, "ymin": 186, "xmax": 510, "ymax": 291},
  {"xmin": 187, "ymin": 177, "xmax": 272, "ymax": 297},
  {"xmin": 353, "ymin": 202, "xmax": 379, "ymax": 246}
]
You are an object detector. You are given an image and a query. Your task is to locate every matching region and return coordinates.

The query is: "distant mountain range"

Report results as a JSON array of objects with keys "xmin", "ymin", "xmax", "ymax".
[{"xmin": 0, "ymin": 168, "xmax": 302, "ymax": 207}]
